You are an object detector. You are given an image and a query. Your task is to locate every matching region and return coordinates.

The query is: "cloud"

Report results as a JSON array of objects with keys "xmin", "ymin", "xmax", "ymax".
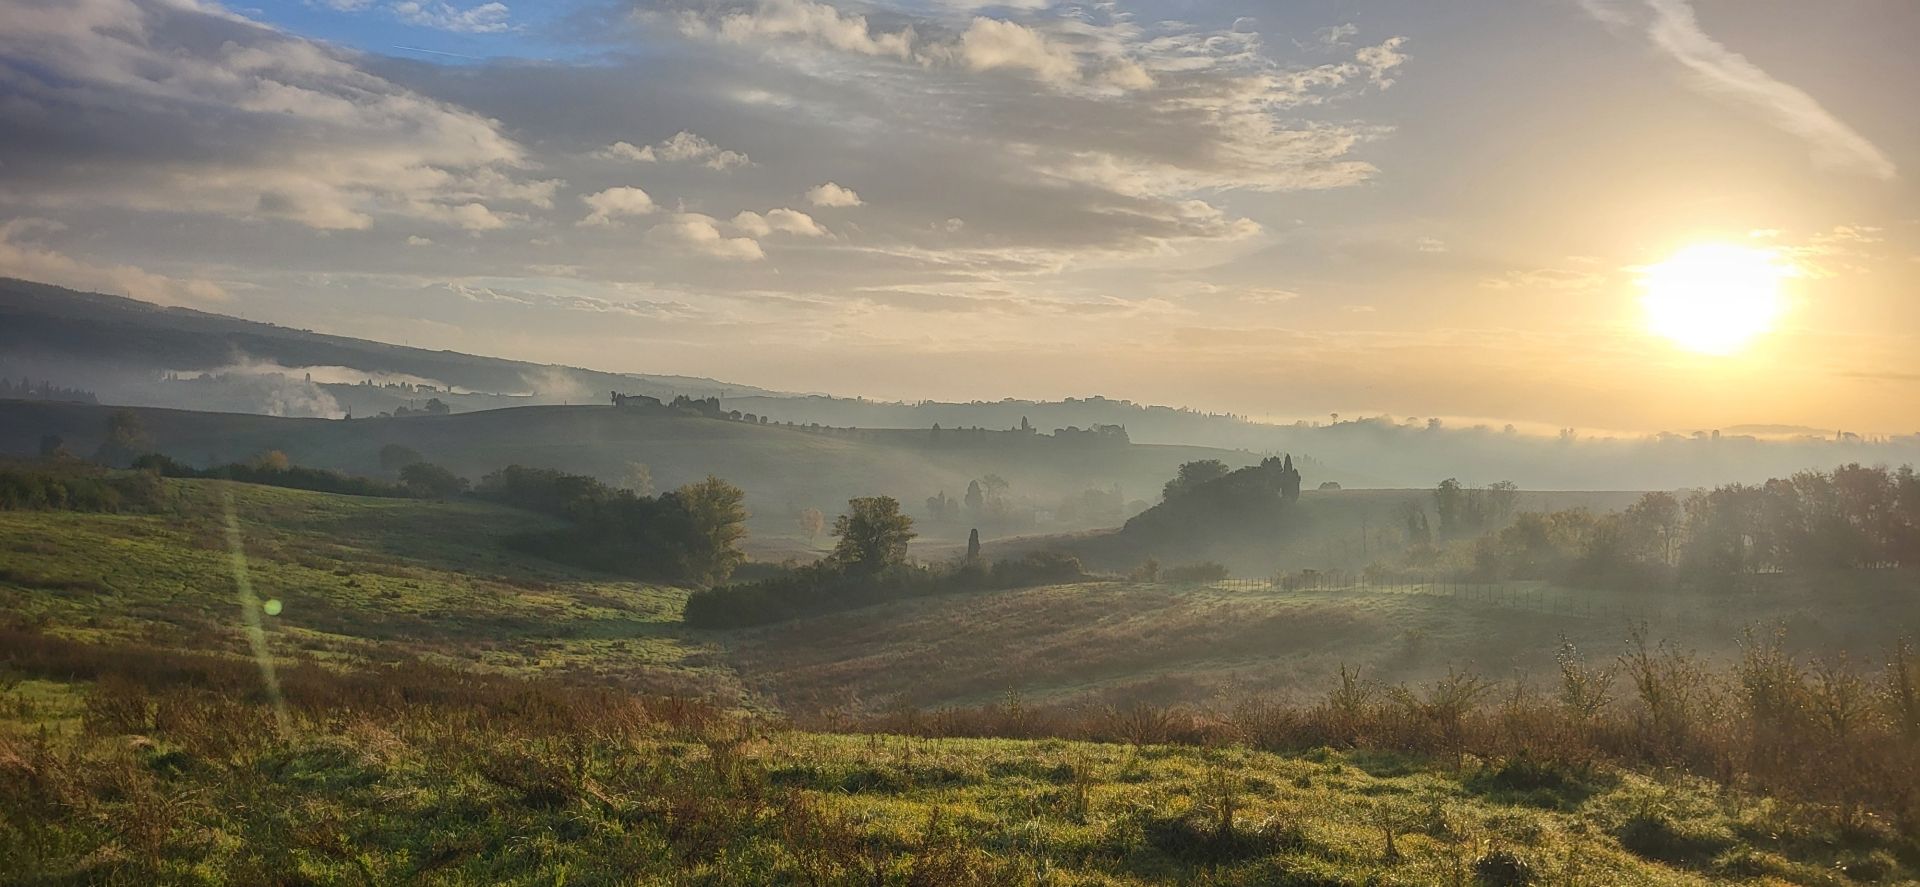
[
  {"xmin": 685, "ymin": 0, "xmax": 916, "ymax": 59},
  {"xmin": 1583, "ymin": 0, "xmax": 1896, "ymax": 180},
  {"xmin": 0, "ymin": 218, "xmax": 228, "ymax": 306},
  {"xmin": 0, "ymin": 0, "xmax": 549, "ymax": 230},
  {"xmin": 648, "ymin": 214, "xmax": 766, "ymax": 260},
  {"xmin": 391, "ymin": 1, "xmax": 513, "ymax": 34},
  {"xmin": 732, "ymin": 208, "xmax": 827, "ymax": 238},
  {"xmin": 948, "ymin": 17, "xmax": 1081, "ymax": 85},
  {"xmin": 597, "ymin": 131, "xmax": 752, "ymax": 170},
  {"xmin": 806, "ymin": 182, "xmax": 864, "ymax": 207},
  {"xmin": 579, "ymin": 187, "xmax": 658, "ymax": 226}
]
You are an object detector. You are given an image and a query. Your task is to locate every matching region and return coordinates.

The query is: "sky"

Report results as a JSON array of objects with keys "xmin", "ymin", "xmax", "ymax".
[{"xmin": 0, "ymin": 0, "xmax": 1916, "ymax": 434}]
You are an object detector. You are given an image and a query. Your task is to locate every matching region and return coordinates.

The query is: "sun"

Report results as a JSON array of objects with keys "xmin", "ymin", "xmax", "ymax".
[{"xmin": 1639, "ymin": 243, "xmax": 1791, "ymax": 355}]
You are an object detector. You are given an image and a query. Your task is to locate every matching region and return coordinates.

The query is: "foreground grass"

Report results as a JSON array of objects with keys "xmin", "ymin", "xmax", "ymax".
[{"xmin": 9, "ymin": 669, "xmax": 1899, "ymax": 887}]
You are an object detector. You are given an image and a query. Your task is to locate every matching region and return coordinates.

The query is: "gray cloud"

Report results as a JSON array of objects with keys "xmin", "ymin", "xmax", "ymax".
[{"xmin": 0, "ymin": 0, "xmax": 552, "ymax": 229}]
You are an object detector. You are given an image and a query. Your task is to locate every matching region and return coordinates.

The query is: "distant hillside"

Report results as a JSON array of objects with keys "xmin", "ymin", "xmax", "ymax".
[
  {"xmin": 0, "ymin": 277, "xmax": 783, "ymax": 418},
  {"xmin": 0, "ymin": 400, "xmax": 1263, "ymax": 551}
]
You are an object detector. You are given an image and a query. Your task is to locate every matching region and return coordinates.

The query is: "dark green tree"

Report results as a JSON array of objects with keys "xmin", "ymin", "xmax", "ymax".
[
  {"xmin": 674, "ymin": 475, "xmax": 749, "ymax": 586},
  {"xmin": 831, "ymin": 496, "xmax": 916, "ymax": 573},
  {"xmin": 92, "ymin": 409, "xmax": 149, "ymax": 467},
  {"xmin": 399, "ymin": 462, "xmax": 468, "ymax": 498},
  {"xmin": 966, "ymin": 527, "xmax": 981, "ymax": 561},
  {"xmin": 1163, "ymin": 459, "xmax": 1230, "ymax": 501}
]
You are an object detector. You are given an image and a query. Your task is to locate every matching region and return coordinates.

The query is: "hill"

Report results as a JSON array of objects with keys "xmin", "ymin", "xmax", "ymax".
[
  {"xmin": 6, "ymin": 475, "xmax": 1920, "ymax": 883},
  {"xmin": 0, "ymin": 277, "xmax": 782, "ymax": 418},
  {"xmin": 0, "ymin": 399, "xmax": 1265, "ymax": 550}
]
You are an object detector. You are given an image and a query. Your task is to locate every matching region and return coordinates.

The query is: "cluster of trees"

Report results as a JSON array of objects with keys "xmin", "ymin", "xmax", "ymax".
[
  {"xmin": 925, "ymin": 475, "xmax": 1012, "ymax": 523},
  {"xmin": 0, "ymin": 459, "xmax": 166, "ymax": 512},
  {"xmin": 1461, "ymin": 464, "xmax": 1920, "ymax": 586},
  {"xmin": 685, "ymin": 495, "xmax": 1085, "ymax": 628},
  {"xmin": 388, "ymin": 397, "xmax": 450, "ymax": 417},
  {"xmin": 474, "ymin": 466, "xmax": 747, "ymax": 586},
  {"xmin": 130, "ymin": 452, "xmax": 456, "ymax": 500},
  {"xmin": 610, "ymin": 391, "xmax": 768, "ymax": 424},
  {"xmin": 0, "ymin": 377, "xmax": 96, "ymax": 404},
  {"xmin": 1121, "ymin": 455, "xmax": 1304, "ymax": 547},
  {"xmin": 1433, "ymin": 478, "xmax": 1519, "ymax": 537}
]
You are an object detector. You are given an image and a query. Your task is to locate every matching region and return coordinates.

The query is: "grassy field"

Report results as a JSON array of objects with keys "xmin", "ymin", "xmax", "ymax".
[
  {"xmin": 5, "ymin": 681, "xmax": 1876, "ymax": 886},
  {"xmin": 723, "ymin": 571, "xmax": 1920, "ymax": 716},
  {"xmin": 0, "ymin": 478, "xmax": 739, "ymax": 701},
  {"xmin": 6, "ymin": 478, "xmax": 1920, "ymax": 883}
]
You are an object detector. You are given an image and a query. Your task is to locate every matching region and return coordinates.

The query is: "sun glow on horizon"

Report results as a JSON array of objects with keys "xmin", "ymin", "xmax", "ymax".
[{"xmin": 1639, "ymin": 243, "xmax": 1792, "ymax": 356}]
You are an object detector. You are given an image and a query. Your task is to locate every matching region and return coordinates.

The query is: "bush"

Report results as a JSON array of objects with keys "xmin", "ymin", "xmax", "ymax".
[{"xmin": 0, "ymin": 459, "xmax": 168, "ymax": 513}]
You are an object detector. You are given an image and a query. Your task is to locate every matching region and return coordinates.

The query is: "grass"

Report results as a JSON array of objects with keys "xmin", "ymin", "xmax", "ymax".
[
  {"xmin": 5, "ymin": 477, "xmax": 1920, "ymax": 883},
  {"xmin": 7, "ymin": 661, "xmax": 1880, "ymax": 886},
  {"xmin": 0, "ymin": 478, "xmax": 740, "ymax": 701},
  {"xmin": 723, "ymin": 572, "xmax": 1920, "ymax": 716}
]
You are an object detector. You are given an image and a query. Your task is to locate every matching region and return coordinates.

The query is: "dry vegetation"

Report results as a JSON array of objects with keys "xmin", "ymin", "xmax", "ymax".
[{"xmin": 7, "ymin": 476, "xmax": 1920, "ymax": 884}]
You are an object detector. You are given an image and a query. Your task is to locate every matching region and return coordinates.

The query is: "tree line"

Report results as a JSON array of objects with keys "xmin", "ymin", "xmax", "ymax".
[
  {"xmin": 1442, "ymin": 464, "xmax": 1920, "ymax": 587},
  {"xmin": 684, "ymin": 496, "xmax": 1085, "ymax": 628}
]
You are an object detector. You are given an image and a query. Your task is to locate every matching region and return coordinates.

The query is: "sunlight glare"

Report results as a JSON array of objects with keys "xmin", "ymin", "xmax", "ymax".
[{"xmin": 1639, "ymin": 243, "xmax": 1790, "ymax": 356}]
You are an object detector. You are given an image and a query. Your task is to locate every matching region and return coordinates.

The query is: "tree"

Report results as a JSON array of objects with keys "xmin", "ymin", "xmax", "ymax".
[
  {"xmin": 252, "ymin": 450, "xmax": 291, "ymax": 471},
  {"xmin": 93, "ymin": 409, "xmax": 149, "ymax": 466},
  {"xmin": 831, "ymin": 496, "xmax": 916, "ymax": 573},
  {"xmin": 1163, "ymin": 459, "xmax": 1230, "ymax": 501},
  {"xmin": 623, "ymin": 461, "xmax": 655, "ymax": 496},
  {"xmin": 964, "ymin": 480, "xmax": 984, "ymax": 516},
  {"xmin": 1487, "ymin": 481, "xmax": 1520, "ymax": 523},
  {"xmin": 1279, "ymin": 454, "xmax": 1302, "ymax": 502},
  {"xmin": 38, "ymin": 434, "xmax": 71, "ymax": 460},
  {"xmin": 378, "ymin": 443, "xmax": 423, "ymax": 473},
  {"xmin": 674, "ymin": 476, "xmax": 749, "ymax": 586},
  {"xmin": 798, "ymin": 507, "xmax": 826, "ymax": 545},
  {"xmin": 966, "ymin": 528, "xmax": 981, "ymax": 562},
  {"xmin": 399, "ymin": 462, "xmax": 467, "ymax": 497},
  {"xmin": 1434, "ymin": 478, "xmax": 1465, "ymax": 536},
  {"xmin": 424, "ymin": 397, "xmax": 450, "ymax": 415}
]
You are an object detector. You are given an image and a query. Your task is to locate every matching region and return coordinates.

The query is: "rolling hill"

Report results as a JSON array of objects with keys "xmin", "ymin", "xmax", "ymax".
[{"xmin": 0, "ymin": 399, "xmax": 1270, "ymax": 551}]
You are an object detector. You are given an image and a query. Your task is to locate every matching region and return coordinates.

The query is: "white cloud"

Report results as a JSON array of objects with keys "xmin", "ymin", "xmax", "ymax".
[
  {"xmin": 392, "ymin": 1, "xmax": 512, "ymax": 34},
  {"xmin": 579, "ymin": 186, "xmax": 658, "ymax": 226},
  {"xmin": 806, "ymin": 182, "xmax": 863, "ymax": 207},
  {"xmin": 1583, "ymin": 0, "xmax": 1896, "ymax": 180},
  {"xmin": 648, "ymin": 214, "xmax": 766, "ymax": 260},
  {"xmin": 950, "ymin": 17, "xmax": 1081, "ymax": 86},
  {"xmin": 597, "ymin": 131, "xmax": 752, "ymax": 170},
  {"xmin": 730, "ymin": 211, "xmax": 774, "ymax": 238},
  {"xmin": 689, "ymin": 0, "xmax": 915, "ymax": 60},
  {"xmin": 765, "ymin": 208, "xmax": 827, "ymax": 236}
]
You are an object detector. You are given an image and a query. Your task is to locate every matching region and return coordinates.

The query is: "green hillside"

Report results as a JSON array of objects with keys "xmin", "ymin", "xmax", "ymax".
[{"xmin": 0, "ymin": 478, "xmax": 737, "ymax": 702}]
